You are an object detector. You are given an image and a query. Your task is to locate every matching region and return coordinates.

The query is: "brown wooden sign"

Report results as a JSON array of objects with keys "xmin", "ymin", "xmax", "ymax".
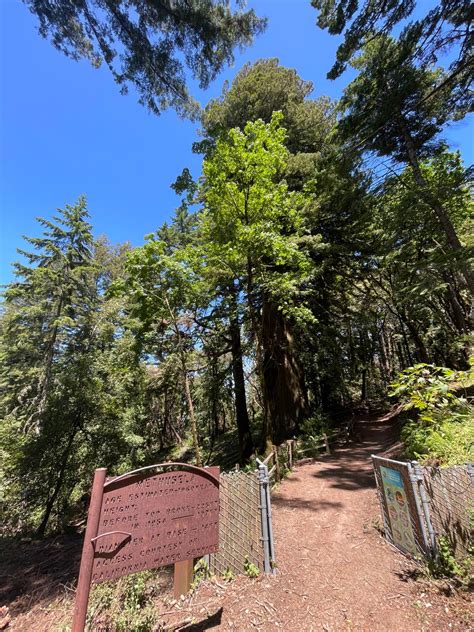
[{"xmin": 72, "ymin": 464, "xmax": 219, "ymax": 632}]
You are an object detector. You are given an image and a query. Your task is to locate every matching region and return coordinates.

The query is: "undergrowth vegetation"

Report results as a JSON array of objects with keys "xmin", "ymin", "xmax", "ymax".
[
  {"xmin": 429, "ymin": 535, "xmax": 473, "ymax": 588},
  {"xmin": 390, "ymin": 361, "xmax": 474, "ymax": 465},
  {"xmin": 87, "ymin": 571, "xmax": 161, "ymax": 632}
]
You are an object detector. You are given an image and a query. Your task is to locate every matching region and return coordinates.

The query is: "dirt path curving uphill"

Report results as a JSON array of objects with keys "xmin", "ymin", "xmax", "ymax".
[
  {"xmin": 4, "ymin": 413, "xmax": 471, "ymax": 631},
  {"xmin": 165, "ymin": 413, "xmax": 471, "ymax": 631}
]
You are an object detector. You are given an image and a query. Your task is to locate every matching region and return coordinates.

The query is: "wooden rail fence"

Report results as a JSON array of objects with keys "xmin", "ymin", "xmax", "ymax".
[{"xmin": 252, "ymin": 419, "xmax": 355, "ymax": 488}]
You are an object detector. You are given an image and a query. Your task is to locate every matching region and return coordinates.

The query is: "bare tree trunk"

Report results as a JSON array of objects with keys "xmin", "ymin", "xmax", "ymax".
[
  {"xmin": 360, "ymin": 368, "xmax": 367, "ymax": 402},
  {"xmin": 229, "ymin": 288, "xmax": 254, "ymax": 462},
  {"xmin": 181, "ymin": 353, "xmax": 202, "ymax": 467},
  {"xmin": 261, "ymin": 298, "xmax": 309, "ymax": 446},
  {"xmin": 37, "ymin": 426, "xmax": 77, "ymax": 537},
  {"xmin": 403, "ymin": 316, "xmax": 430, "ymax": 363},
  {"xmin": 165, "ymin": 297, "xmax": 202, "ymax": 467}
]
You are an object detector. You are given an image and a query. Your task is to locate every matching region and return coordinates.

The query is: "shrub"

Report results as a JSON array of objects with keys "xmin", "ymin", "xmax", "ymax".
[{"xmin": 390, "ymin": 360, "xmax": 473, "ymax": 465}]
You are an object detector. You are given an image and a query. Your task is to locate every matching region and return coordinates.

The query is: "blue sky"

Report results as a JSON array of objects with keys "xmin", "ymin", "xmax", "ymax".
[{"xmin": 1, "ymin": 0, "xmax": 472, "ymax": 286}]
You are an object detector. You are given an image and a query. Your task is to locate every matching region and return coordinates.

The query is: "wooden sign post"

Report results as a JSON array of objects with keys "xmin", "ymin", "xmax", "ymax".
[
  {"xmin": 173, "ymin": 559, "xmax": 194, "ymax": 598},
  {"xmin": 72, "ymin": 463, "xmax": 220, "ymax": 632},
  {"xmin": 72, "ymin": 468, "xmax": 107, "ymax": 632}
]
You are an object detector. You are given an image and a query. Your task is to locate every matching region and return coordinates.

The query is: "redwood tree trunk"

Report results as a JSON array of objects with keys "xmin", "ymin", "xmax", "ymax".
[
  {"xmin": 229, "ymin": 305, "xmax": 254, "ymax": 462},
  {"xmin": 261, "ymin": 298, "xmax": 308, "ymax": 446}
]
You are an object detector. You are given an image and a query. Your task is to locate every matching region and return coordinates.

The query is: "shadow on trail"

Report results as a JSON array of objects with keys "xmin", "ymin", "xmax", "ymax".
[
  {"xmin": 311, "ymin": 463, "xmax": 375, "ymax": 491},
  {"xmin": 0, "ymin": 533, "xmax": 173, "ymax": 618},
  {"xmin": 308, "ymin": 414, "xmax": 404, "ymax": 492},
  {"xmin": 0, "ymin": 534, "xmax": 83, "ymax": 616},
  {"xmin": 179, "ymin": 607, "xmax": 223, "ymax": 631},
  {"xmin": 271, "ymin": 496, "xmax": 344, "ymax": 512}
]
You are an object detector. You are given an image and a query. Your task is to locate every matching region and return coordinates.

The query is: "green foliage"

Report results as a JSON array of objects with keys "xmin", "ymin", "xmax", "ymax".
[
  {"xmin": 201, "ymin": 112, "xmax": 314, "ymax": 326},
  {"xmin": 334, "ymin": 32, "xmax": 474, "ymax": 303},
  {"xmin": 339, "ymin": 35, "xmax": 452, "ymax": 162},
  {"xmin": 297, "ymin": 411, "xmax": 333, "ymax": 456},
  {"xmin": 2, "ymin": 36, "xmax": 473, "ymax": 544},
  {"xmin": 243, "ymin": 556, "xmax": 260, "ymax": 578},
  {"xmin": 432, "ymin": 536, "xmax": 463, "ymax": 579},
  {"xmin": 390, "ymin": 362, "xmax": 474, "ymax": 465},
  {"xmin": 426, "ymin": 535, "xmax": 472, "ymax": 588},
  {"xmin": 117, "ymin": 234, "xmax": 206, "ymax": 466},
  {"xmin": 312, "ymin": 0, "xmax": 472, "ymax": 115},
  {"xmin": 0, "ymin": 201, "xmax": 148, "ymax": 534},
  {"xmin": 199, "ymin": 58, "xmax": 335, "ymax": 180},
  {"xmin": 299, "ymin": 411, "xmax": 331, "ymax": 439},
  {"xmin": 192, "ymin": 558, "xmax": 211, "ymax": 590},
  {"xmin": 222, "ymin": 567, "xmax": 235, "ymax": 582},
  {"xmin": 88, "ymin": 571, "xmax": 158, "ymax": 632},
  {"xmin": 23, "ymin": 0, "xmax": 266, "ymax": 117}
]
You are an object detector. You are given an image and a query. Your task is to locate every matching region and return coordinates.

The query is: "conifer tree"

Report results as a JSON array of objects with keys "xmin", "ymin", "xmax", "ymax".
[
  {"xmin": 0, "ymin": 199, "xmax": 146, "ymax": 535},
  {"xmin": 23, "ymin": 0, "xmax": 265, "ymax": 117},
  {"xmin": 0, "ymin": 197, "xmax": 94, "ymax": 433}
]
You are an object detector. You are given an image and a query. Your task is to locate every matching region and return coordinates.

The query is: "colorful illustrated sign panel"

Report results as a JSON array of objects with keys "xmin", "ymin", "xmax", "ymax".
[{"xmin": 380, "ymin": 466, "xmax": 418, "ymax": 556}]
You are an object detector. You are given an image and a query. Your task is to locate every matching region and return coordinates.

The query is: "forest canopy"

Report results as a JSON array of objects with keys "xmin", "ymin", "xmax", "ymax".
[
  {"xmin": 1, "ymin": 2, "xmax": 473, "ymax": 536},
  {"xmin": 22, "ymin": 0, "xmax": 266, "ymax": 116}
]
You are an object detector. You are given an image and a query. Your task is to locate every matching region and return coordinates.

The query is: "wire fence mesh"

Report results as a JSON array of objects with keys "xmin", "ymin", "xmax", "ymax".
[
  {"xmin": 421, "ymin": 464, "xmax": 474, "ymax": 560},
  {"xmin": 208, "ymin": 470, "xmax": 264, "ymax": 577}
]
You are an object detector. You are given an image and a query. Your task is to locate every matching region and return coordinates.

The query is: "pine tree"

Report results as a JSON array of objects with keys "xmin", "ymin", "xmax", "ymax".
[
  {"xmin": 0, "ymin": 197, "xmax": 94, "ymax": 432},
  {"xmin": 23, "ymin": 0, "xmax": 265, "ymax": 117},
  {"xmin": 338, "ymin": 36, "xmax": 474, "ymax": 297},
  {"xmin": 0, "ymin": 199, "xmax": 147, "ymax": 535}
]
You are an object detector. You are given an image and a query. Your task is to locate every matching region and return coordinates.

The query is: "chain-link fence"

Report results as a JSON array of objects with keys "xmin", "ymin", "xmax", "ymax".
[
  {"xmin": 373, "ymin": 456, "xmax": 473, "ymax": 562},
  {"xmin": 421, "ymin": 464, "xmax": 474, "ymax": 560},
  {"xmin": 208, "ymin": 466, "xmax": 275, "ymax": 577}
]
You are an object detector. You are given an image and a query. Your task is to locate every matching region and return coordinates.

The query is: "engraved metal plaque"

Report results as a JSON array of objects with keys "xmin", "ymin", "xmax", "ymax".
[{"xmin": 90, "ymin": 466, "xmax": 219, "ymax": 583}]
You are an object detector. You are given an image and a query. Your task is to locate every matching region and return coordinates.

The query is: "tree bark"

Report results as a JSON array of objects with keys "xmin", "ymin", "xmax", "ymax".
[
  {"xmin": 165, "ymin": 297, "xmax": 202, "ymax": 466},
  {"xmin": 261, "ymin": 298, "xmax": 309, "ymax": 446},
  {"xmin": 229, "ymin": 290, "xmax": 254, "ymax": 462},
  {"xmin": 181, "ymin": 354, "xmax": 202, "ymax": 467},
  {"xmin": 360, "ymin": 368, "xmax": 367, "ymax": 402},
  {"xmin": 403, "ymin": 316, "xmax": 430, "ymax": 363},
  {"xmin": 444, "ymin": 277, "xmax": 468, "ymax": 333},
  {"xmin": 37, "ymin": 426, "xmax": 77, "ymax": 537}
]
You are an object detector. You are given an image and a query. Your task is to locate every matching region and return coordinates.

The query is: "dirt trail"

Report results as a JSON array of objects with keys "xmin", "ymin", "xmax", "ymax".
[
  {"xmin": 178, "ymin": 414, "xmax": 470, "ymax": 631},
  {"xmin": 4, "ymin": 414, "xmax": 471, "ymax": 631}
]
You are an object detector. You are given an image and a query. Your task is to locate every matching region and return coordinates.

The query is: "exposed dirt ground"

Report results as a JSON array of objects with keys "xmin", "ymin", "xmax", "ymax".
[{"xmin": 2, "ymin": 413, "xmax": 472, "ymax": 631}]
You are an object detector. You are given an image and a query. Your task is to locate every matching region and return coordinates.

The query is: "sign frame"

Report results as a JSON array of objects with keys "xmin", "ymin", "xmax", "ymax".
[
  {"xmin": 372, "ymin": 455, "xmax": 428, "ymax": 557},
  {"xmin": 72, "ymin": 463, "xmax": 220, "ymax": 632}
]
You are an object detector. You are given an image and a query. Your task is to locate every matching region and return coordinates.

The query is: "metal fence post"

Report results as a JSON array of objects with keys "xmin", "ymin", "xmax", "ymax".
[
  {"xmin": 258, "ymin": 463, "xmax": 271, "ymax": 573},
  {"xmin": 466, "ymin": 462, "xmax": 474, "ymax": 485},
  {"xmin": 407, "ymin": 461, "xmax": 434, "ymax": 557},
  {"xmin": 264, "ymin": 463, "xmax": 276, "ymax": 575},
  {"xmin": 411, "ymin": 462, "xmax": 437, "ymax": 557}
]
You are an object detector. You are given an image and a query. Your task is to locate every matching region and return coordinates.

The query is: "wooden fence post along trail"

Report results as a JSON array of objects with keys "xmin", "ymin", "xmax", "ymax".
[{"xmin": 72, "ymin": 463, "xmax": 220, "ymax": 632}]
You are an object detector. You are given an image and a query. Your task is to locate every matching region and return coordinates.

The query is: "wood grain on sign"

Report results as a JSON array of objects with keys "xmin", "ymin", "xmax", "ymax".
[{"xmin": 91, "ymin": 467, "xmax": 219, "ymax": 583}]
